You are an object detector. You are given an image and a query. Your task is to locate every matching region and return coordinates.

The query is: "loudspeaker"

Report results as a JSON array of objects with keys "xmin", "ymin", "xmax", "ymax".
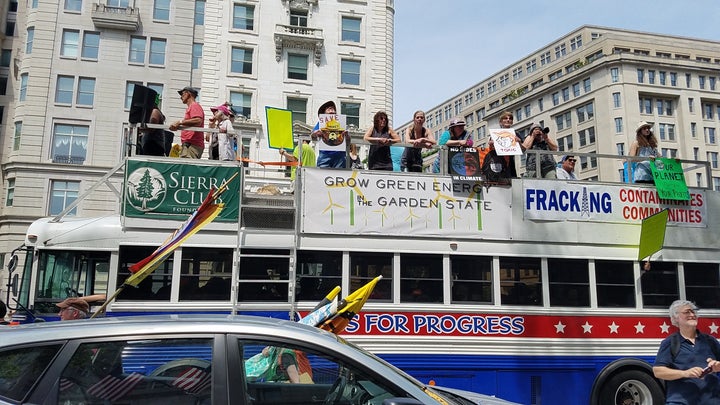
[{"xmin": 128, "ymin": 85, "xmax": 158, "ymax": 124}]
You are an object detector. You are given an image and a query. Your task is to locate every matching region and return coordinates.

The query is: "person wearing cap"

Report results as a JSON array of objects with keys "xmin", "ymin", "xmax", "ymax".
[
  {"xmin": 209, "ymin": 103, "xmax": 236, "ymax": 161},
  {"xmin": 432, "ymin": 116, "xmax": 473, "ymax": 173},
  {"xmin": 556, "ymin": 155, "xmax": 578, "ymax": 180},
  {"xmin": 312, "ymin": 100, "xmax": 349, "ymax": 168},
  {"xmin": 629, "ymin": 121, "xmax": 659, "ymax": 183},
  {"xmin": 280, "ymin": 138, "xmax": 316, "ymax": 181},
  {"xmin": 57, "ymin": 297, "xmax": 90, "ymax": 320},
  {"xmin": 522, "ymin": 124, "xmax": 558, "ymax": 179},
  {"xmin": 169, "ymin": 86, "xmax": 205, "ymax": 159}
]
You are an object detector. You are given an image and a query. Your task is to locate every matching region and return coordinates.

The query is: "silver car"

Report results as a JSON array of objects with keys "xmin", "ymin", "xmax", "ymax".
[{"xmin": 0, "ymin": 315, "xmax": 519, "ymax": 405}]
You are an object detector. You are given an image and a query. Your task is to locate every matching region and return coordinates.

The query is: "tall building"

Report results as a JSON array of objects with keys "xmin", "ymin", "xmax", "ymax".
[
  {"xmin": 408, "ymin": 25, "xmax": 720, "ymax": 185},
  {"xmin": 0, "ymin": 0, "xmax": 394, "ymax": 281}
]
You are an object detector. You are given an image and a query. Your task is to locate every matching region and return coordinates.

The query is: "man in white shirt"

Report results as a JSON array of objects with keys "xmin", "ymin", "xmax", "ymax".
[{"xmin": 556, "ymin": 155, "xmax": 577, "ymax": 180}]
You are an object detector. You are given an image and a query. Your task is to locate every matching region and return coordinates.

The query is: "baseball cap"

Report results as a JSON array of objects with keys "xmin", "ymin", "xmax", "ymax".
[
  {"xmin": 177, "ymin": 86, "xmax": 199, "ymax": 97},
  {"xmin": 56, "ymin": 297, "xmax": 90, "ymax": 314}
]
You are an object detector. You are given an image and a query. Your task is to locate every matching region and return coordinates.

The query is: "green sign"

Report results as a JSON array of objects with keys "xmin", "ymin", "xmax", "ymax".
[
  {"xmin": 650, "ymin": 157, "xmax": 689, "ymax": 201},
  {"xmin": 638, "ymin": 208, "xmax": 668, "ymax": 260},
  {"xmin": 124, "ymin": 158, "xmax": 241, "ymax": 221}
]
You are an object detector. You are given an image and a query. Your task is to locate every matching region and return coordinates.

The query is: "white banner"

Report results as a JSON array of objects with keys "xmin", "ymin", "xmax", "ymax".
[
  {"xmin": 523, "ymin": 180, "xmax": 707, "ymax": 227},
  {"xmin": 301, "ymin": 170, "xmax": 513, "ymax": 238}
]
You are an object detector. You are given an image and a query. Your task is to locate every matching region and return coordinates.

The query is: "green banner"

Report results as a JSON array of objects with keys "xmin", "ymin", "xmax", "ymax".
[
  {"xmin": 124, "ymin": 158, "xmax": 241, "ymax": 221},
  {"xmin": 650, "ymin": 157, "xmax": 689, "ymax": 201}
]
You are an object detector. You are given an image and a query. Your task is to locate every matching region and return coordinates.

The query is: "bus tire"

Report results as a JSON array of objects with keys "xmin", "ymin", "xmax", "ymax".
[{"xmin": 598, "ymin": 369, "xmax": 664, "ymax": 405}]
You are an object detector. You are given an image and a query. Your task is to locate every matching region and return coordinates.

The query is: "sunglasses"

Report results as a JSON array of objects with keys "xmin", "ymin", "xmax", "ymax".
[{"xmin": 567, "ymin": 158, "xmax": 577, "ymax": 163}]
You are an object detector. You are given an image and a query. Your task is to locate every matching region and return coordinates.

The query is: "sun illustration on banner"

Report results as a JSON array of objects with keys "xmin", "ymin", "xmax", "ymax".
[
  {"xmin": 126, "ymin": 167, "xmax": 167, "ymax": 211},
  {"xmin": 322, "ymin": 191, "xmax": 344, "ymax": 224}
]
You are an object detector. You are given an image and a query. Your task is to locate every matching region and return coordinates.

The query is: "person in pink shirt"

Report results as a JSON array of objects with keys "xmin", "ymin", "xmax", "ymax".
[{"xmin": 169, "ymin": 86, "xmax": 205, "ymax": 158}]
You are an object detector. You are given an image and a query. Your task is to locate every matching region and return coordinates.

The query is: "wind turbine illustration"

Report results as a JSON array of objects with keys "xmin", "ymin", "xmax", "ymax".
[
  {"xmin": 447, "ymin": 209, "xmax": 461, "ymax": 229},
  {"xmin": 404, "ymin": 208, "xmax": 421, "ymax": 228},
  {"xmin": 372, "ymin": 206, "xmax": 388, "ymax": 227},
  {"xmin": 322, "ymin": 191, "xmax": 345, "ymax": 225},
  {"xmin": 431, "ymin": 178, "xmax": 455, "ymax": 229}
]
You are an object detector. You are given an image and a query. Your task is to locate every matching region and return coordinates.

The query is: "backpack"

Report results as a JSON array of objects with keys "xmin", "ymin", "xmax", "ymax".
[
  {"xmin": 669, "ymin": 331, "xmax": 720, "ymax": 362},
  {"xmin": 479, "ymin": 147, "xmax": 511, "ymax": 184}
]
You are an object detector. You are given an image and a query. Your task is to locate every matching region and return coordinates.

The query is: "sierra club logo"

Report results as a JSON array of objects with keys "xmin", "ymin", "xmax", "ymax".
[{"xmin": 126, "ymin": 167, "xmax": 167, "ymax": 211}]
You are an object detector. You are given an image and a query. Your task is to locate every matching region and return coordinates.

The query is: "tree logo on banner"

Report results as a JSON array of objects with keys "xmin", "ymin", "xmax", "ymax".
[{"xmin": 126, "ymin": 167, "xmax": 167, "ymax": 211}]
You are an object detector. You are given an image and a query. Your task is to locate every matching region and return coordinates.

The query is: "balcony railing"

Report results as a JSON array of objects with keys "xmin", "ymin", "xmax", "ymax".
[
  {"xmin": 91, "ymin": 3, "xmax": 140, "ymax": 31},
  {"xmin": 273, "ymin": 24, "xmax": 324, "ymax": 66}
]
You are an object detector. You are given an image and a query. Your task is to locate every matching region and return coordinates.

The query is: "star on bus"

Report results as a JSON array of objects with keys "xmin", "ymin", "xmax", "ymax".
[
  {"xmin": 660, "ymin": 322, "xmax": 671, "ymax": 334},
  {"xmin": 608, "ymin": 322, "xmax": 619, "ymax": 334},
  {"xmin": 554, "ymin": 321, "xmax": 566, "ymax": 334},
  {"xmin": 634, "ymin": 322, "xmax": 645, "ymax": 334},
  {"xmin": 709, "ymin": 323, "xmax": 719, "ymax": 334},
  {"xmin": 582, "ymin": 321, "xmax": 593, "ymax": 334}
]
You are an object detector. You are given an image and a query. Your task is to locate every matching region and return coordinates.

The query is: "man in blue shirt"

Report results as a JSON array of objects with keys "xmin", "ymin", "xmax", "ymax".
[{"xmin": 653, "ymin": 300, "xmax": 720, "ymax": 404}]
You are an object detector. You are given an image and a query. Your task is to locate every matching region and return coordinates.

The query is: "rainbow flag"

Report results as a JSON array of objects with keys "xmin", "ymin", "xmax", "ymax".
[{"xmin": 125, "ymin": 187, "xmax": 227, "ymax": 287}]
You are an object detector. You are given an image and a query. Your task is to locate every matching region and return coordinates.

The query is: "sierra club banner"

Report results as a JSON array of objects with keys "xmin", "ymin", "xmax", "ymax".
[
  {"xmin": 124, "ymin": 158, "xmax": 240, "ymax": 221},
  {"xmin": 300, "ymin": 169, "xmax": 512, "ymax": 238},
  {"xmin": 523, "ymin": 180, "xmax": 706, "ymax": 227}
]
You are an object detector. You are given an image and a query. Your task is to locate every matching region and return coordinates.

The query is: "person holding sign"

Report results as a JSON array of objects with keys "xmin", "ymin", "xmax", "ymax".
[
  {"xmin": 630, "ymin": 121, "xmax": 659, "ymax": 183},
  {"xmin": 522, "ymin": 124, "xmax": 558, "ymax": 179},
  {"xmin": 312, "ymin": 101, "xmax": 349, "ymax": 168},
  {"xmin": 364, "ymin": 111, "xmax": 401, "ymax": 170},
  {"xmin": 432, "ymin": 116, "xmax": 473, "ymax": 173}
]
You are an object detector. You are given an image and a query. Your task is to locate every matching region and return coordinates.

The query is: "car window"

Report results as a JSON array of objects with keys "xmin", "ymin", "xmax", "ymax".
[
  {"xmin": 0, "ymin": 344, "xmax": 63, "ymax": 401},
  {"xmin": 240, "ymin": 340, "xmax": 406, "ymax": 404},
  {"xmin": 55, "ymin": 338, "xmax": 213, "ymax": 404}
]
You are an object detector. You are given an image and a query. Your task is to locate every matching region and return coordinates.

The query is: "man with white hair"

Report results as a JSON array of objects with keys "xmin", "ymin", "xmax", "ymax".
[{"xmin": 653, "ymin": 300, "xmax": 720, "ymax": 403}]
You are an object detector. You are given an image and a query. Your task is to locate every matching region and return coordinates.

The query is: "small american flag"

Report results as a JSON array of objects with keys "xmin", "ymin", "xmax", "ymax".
[
  {"xmin": 87, "ymin": 372, "xmax": 143, "ymax": 401},
  {"xmin": 173, "ymin": 367, "xmax": 211, "ymax": 394}
]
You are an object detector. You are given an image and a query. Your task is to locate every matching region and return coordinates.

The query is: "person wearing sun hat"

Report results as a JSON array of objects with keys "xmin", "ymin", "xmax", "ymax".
[
  {"xmin": 629, "ymin": 121, "xmax": 659, "ymax": 183},
  {"xmin": 169, "ymin": 86, "xmax": 205, "ymax": 158},
  {"xmin": 432, "ymin": 116, "xmax": 473, "ymax": 173},
  {"xmin": 209, "ymin": 103, "xmax": 236, "ymax": 161}
]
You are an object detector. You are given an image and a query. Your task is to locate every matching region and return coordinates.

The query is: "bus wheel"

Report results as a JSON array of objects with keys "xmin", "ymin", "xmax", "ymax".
[{"xmin": 599, "ymin": 370, "xmax": 664, "ymax": 405}]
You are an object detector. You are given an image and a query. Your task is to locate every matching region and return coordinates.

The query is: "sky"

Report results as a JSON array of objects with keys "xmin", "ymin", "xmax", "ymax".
[{"xmin": 393, "ymin": 0, "xmax": 720, "ymax": 126}]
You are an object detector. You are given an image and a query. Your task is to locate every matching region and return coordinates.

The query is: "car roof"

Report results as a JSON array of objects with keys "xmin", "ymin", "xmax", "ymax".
[{"xmin": 0, "ymin": 314, "xmax": 341, "ymax": 347}]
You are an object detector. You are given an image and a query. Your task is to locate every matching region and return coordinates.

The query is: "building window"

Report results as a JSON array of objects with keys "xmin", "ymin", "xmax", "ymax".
[
  {"xmin": 612, "ymin": 92, "xmax": 621, "ymax": 108},
  {"xmin": 0, "ymin": 76, "xmax": 5, "ymax": 95},
  {"xmin": 231, "ymin": 47, "xmax": 253, "ymax": 75},
  {"xmin": 703, "ymin": 103, "xmax": 714, "ymax": 120},
  {"xmin": 557, "ymin": 134, "xmax": 573, "ymax": 151},
  {"xmin": 670, "ymin": 72, "xmax": 677, "ymax": 86},
  {"xmin": 61, "ymin": 30, "xmax": 80, "ymax": 57},
  {"xmin": 55, "ymin": 76, "xmax": 75, "ymax": 104},
  {"xmin": 552, "ymin": 92, "xmax": 559, "ymax": 106},
  {"xmin": 706, "ymin": 127, "xmax": 717, "ymax": 144},
  {"xmin": 658, "ymin": 123, "xmax": 675, "ymax": 141},
  {"xmin": 512, "ymin": 67, "xmax": 522, "ymax": 80},
  {"xmin": 129, "ymin": 36, "xmax": 146, "ymax": 64},
  {"xmin": 233, "ymin": 4, "xmax": 254, "ymax": 30},
  {"xmin": 686, "ymin": 73, "xmax": 692, "ymax": 88},
  {"xmin": 288, "ymin": 54, "xmax": 308, "ymax": 80},
  {"xmin": 149, "ymin": 38, "xmax": 166, "ymax": 65},
  {"xmin": 537, "ymin": 97, "xmax": 544, "ymax": 112},
  {"xmin": 290, "ymin": 9, "xmax": 308, "ymax": 26},
  {"xmin": 19, "ymin": 73, "xmax": 28, "ymax": 102},
  {"xmin": 614, "ymin": 118, "xmax": 623, "ymax": 133},
  {"xmin": 64, "ymin": 0, "xmax": 82, "ymax": 12},
  {"xmin": 340, "ymin": 59, "xmax": 360, "ymax": 86},
  {"xmin": 524, "ymin": 104, "xmax": 531, "ymax": 118},
  {"xmin": 648, "ymin": 70, "xmax": 655, "ymax": 84},
  {"xmin": 659, "ymin": 71, "xmax": 666, "ymax": 85},
  {"xmin": 562, "ymin": 87, "xmax": 570, "ymax": 102},
  {"xmin": 0, "ymin": 49, "xmax": 10, "ymax": 67},
  {"xmin": 26, "ymin": 27, "xmax": 34, "ymax": 54},
  {"xmin": 637, "ymin": 69, "xmax": 644, "ymax": 83},
  {"xmin": 192, "ymin": 43, "xmax": 202, "ymax": 69},
  {"xmin": 76, "ymin": 77, "xmax": 95, "ymax": 106},
  {"xmin": 576, "ymin": 102, "xmax": 594, "ymax": 123},
  {"xmin": 49, "ymin": 180, "xmax": 80, "ymax": 216},
  {"xmin": 107, "ymin": 0, "xmax": 129, "ymax": 6},
  {"xmin": 124, "ymin": 81, "xmax": 141, "ymax": 109},
  {"xmin": 476, "ymin": 107, "xmax": 486, "ymax": 121},
  {"xmin": 610, "ymin": 67, "xmax": 619, "ymax": 83},
  {"xmin": 194, "ymin": 0, "xmax": 205, "ymax": 25},
  {"xmin": 153, "ymin": 0, "xmax": 170, "ymax": 21},
  {"xmin": 52, "ymin": 124, "xmax": 88, "ymax": 164},
  {"xmin": 464, "ymin": 92, "xmax": 473, "ymax": 106},
  {"xmin": 616, "ymin": 142, "xmax": 625, "ymax": 155},
  {"xmin": 689, "ymin": 98, "xmax": 695, "ymax": 113},
  {"xmin": 476, "ymin": 87, "xmax": 484, "ymax": 99},
  {"xmin": 707, "ymin": 152, "xmax": 718, "ymax": 169},
  {"xmin": 699, "ymin": 76, "xmax": 706, "ymax": 89},
  {"xmin": 341, "ymin": 16, "xmax": 361, "ymax": 42},
  {"xmin": 540, "ymin": 51, "xmax": 551, "ymax": 65},
  {"xmin": 570, "ymin": 35, "xmax": 582, "ymax": 50},
  {"xmin": 656, "ymin": 99, "xmax": 673, "ymax": 116},
  {"xmin": 711, "ymin": 77, "xmax": 717, "ymax": 91},
  {"xmin": 487, "ymin": 80, "xmax": 496, "ymax": 93},
  {"xmin": 13, "ymin": 121, "xmax": 21, "ymax": 151},
  {"xmin": 287, "ymin": 97, "xmax": 307, "ymax": 124},
  {"xmin": 714, "ymin": 177, "xmax": 720, "ymax": 191},
  {"xmin": 499, "ymin": 73, "xmax": 509, "ymax": 87},
  {"xmin": 5, "ymin": 178, "xmax": 14, "ymax": 207},
  {"xmin": 579, "ymin": 151, "xmax": 597, "ymax": 169},
  {"xmin": 229, "ymin": 91, "xmax": 251, "ymax": 119},
  {"xmin": 639, "ymin": 97, "xmax": 652, "ymax": 114},
  {"xmin": 572, "ymin": 82, "xmax": 580, "ymax": 97},
  {"xmin": 555, "ymin": 111, "xmax": 571, "ymax": 131},
  {"xmin": 81, "ymin": 32, "xmax": 100, "ymax": 60},
  {"xmin": 526, "ymin": 59, "xmax": 536, "ymax": 73},
  {"xmin": 5, "ymin": 21, "xmax": 15, "ymax": 37},
  {"xmin": 454, "ymin": 100, "xmax": 462, "ymax": 115},
  {"xmin": 583, "ymin": 78, "xmax": 591, "ymax": 92},
  {"xmin": 578, "ymin": 127, "xmax": 596, "ymax": 147},
  {"xmin": 341, "ymin": 102, "xmax": 360, "ymax": 128},
  {"xmin": 549, "ymin": 70, "xmax": 562, "ymax": 81},
  {"xmin": 691, "ymin": 123, "xmax": 697, "ymax": 138},
  {"xmin": 554, "ymin": 44, "xmax": 566, "ymax": 59},
  {"xmin": 661, "ymin": 148, "xmax": 678, "ymax": 158}
]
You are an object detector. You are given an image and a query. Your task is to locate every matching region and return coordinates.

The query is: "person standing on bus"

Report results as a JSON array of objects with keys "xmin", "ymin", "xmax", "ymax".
[
  {"xmin": 169, "ymin": 86, "xmax": 205, "ymax": 159},
  {"xmin": 652, "ymin": 300, "xmax": 720, "ymax": 404},
  {"xmin": 364, "ymin": 111, "xmax": 401, "ymax": 171}
]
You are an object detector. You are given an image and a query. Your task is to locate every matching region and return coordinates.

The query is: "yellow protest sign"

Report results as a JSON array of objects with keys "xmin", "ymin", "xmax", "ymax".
[
  {"xmin": 638, "ymin": 208, "xmax": 668, "ymax": 260},
  {"xmin": 265, "ymin": 107, "xmax": 294, "ymax": 150}
]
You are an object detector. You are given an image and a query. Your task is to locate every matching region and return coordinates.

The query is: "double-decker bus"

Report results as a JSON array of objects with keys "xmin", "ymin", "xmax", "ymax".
[{"xmin": 5, "ymin": 155, "xmax": 720, "ymax": 404}]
